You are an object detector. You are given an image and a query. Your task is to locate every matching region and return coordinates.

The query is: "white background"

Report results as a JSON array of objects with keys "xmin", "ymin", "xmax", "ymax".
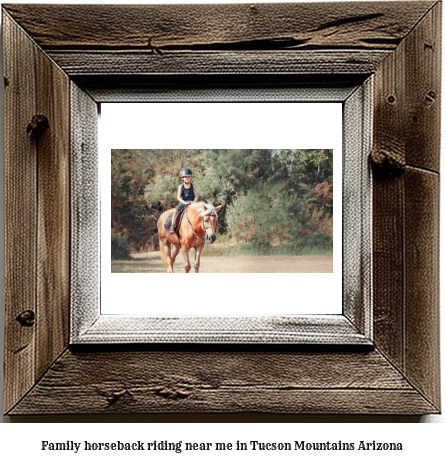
[
  {"xmin": 0, "ymin": 0, "xmax": 444, "ymax": 458},
  {"xmin": 101, "ymin": 102, "xmax": 342, "ymax": 316}
]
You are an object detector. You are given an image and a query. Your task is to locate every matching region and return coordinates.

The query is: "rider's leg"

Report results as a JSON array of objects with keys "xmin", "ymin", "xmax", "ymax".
[{"xmin": 169, "ymin": 210, "xmax": 179, "ymax": 233}]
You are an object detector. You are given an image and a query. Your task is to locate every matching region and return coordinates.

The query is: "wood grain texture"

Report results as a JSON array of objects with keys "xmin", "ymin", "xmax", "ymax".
[
  {"xmin": 401, "ymin": 2, "xmax": 441, "ymax": 410},
  {"xmin": 35, "ymin": 44, "xmax": 71, "ymax": 380},
  {"xmin": 75, "ymin": 316, "xmax": 370, "ymax": 345},
  {"xmin": 404, "ymin": 2, "xmax": 441, "ymax": 172},
  {"xmin": 3, "ymin": 11, "xmax": 71, "ymax": 413},
  {"xmin": 372, "ymin": 3, "xmax": 441, "ymax": 411},
  {"xmin": 4, "ymin": 1, "xmax": 433, "ymax": 80},
  {"xmin": 70, "ymin": 83, "xmax": 99, "ymax": 339},
  {"xmin": 47, "ymin": 50, "xmax": 390, "ymax": 77},
  {"xmin": 372, "ymin": 36, "xmax": 406, "ymax": 175},
  {"xmin": 343, "ymin": 81, "xmax": 373, "ymax": 336},
  {"xmin": 8, "ymin": 349, "xmax": 437, "ymax": 415},
  {"xmin": 372, "ymin": 33, "xmax": 406, "ymax": 369},
  {"xmin": 2, "ymin": 2, "xmax": 435, "ymax": 50},
  {"xmin": 372, "ymin": 175, "xmax": 405, "ymax": 369},
  {"xmin": 405, "ymin": 167, "xmax": 440, "ymax": 408},
  {"xmin": 76, "ymin": 75, "xmax": 366, "ymax": 103},
  {"xmin": 372, "ymin": 1, "xmax": 441, "ymax": 172},
  {"xmin": 3, "ymin": 12, "xmax": 37, "ymax": 414},
  {"xmin": 84, "ymin": 82, "xmax": 357, "ymax": 104}
]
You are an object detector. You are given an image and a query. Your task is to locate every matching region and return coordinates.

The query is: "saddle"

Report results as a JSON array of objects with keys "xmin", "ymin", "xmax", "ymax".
[{"xmin": 164, "ymin": 208, "xmax": 187, "ymax": 232}]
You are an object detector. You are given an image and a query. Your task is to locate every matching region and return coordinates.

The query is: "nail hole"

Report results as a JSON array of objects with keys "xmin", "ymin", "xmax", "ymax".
[{"xmin": 425, "ymin": 90, "xmax": 436, "ymax": 105}]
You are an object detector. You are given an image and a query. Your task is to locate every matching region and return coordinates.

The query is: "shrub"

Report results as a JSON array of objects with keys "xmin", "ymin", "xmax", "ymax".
[{"xmin": 111, "ymin": 234, "xmax": 131, "ymax": 260}]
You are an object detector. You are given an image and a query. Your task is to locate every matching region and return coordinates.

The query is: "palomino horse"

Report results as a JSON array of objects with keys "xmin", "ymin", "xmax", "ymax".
[{"xmin": 157, "ymin": 202, "xmax": 221, "ymax": 273}]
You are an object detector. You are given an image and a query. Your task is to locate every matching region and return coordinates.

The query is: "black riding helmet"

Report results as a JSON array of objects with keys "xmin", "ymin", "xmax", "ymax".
[{"xmin": 179, "ymin": 168, "xmax": 193, "ymax": 177}]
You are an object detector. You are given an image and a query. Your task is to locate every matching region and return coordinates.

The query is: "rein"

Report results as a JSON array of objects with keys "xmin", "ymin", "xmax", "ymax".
[{"xmin": 185, "ymin": 206, "xmax": 216, "ymax": 243}]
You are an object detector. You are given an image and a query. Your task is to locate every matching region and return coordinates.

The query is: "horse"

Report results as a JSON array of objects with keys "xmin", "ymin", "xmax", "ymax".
[{"xmin": 157, "ymin": 201, "xmax": 222, "ymax": 273}]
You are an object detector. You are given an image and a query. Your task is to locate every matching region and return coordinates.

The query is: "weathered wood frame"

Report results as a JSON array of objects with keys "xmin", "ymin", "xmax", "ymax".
[{"xmin": 3, "ymin": 2, "xmax": 441, "ymax": 415}]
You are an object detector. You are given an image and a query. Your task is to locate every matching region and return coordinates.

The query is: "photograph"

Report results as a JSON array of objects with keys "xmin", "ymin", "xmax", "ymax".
[{"xmin": 111, "ymin": 149, "xmax": 334, "ymax": 274}]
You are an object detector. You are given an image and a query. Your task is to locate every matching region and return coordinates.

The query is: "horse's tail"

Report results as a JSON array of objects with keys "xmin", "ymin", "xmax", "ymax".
[{"xmin": 159, "ymin": 239, "xmax": 168, "ymax": 271}]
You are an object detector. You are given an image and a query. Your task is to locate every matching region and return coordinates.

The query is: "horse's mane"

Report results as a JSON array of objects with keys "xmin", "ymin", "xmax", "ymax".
[{"xmin": 193, "ymin": 201, "xmax": 218, "ymax": 217}]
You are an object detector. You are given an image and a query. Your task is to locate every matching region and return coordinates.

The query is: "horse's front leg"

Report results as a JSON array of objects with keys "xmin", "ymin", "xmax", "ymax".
[
  {"xmin": 194, "ymin": 244, "xmax": 204, "ymax": 273},
  {"xmin": 164, "ymin": 243, "xmax": 174, "ymax": 273},
  {"xmin": 171, "ymin": 244, "xmax": 181, "ymax": 271},
  {"xmin": 181, "ymin": 246, "xmax": 192, "ymax": 273}
]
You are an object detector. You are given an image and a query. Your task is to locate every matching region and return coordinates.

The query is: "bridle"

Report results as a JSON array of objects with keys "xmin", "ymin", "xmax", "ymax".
[{"xmin": 185, "ymin": 206, "xmax": 217, "ymax": 243}]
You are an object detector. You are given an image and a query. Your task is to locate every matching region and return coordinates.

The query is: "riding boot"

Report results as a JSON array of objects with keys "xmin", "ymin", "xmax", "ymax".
[{"xmin": 169, "ymin": 210, "xmax": 179, "ymax": 233}]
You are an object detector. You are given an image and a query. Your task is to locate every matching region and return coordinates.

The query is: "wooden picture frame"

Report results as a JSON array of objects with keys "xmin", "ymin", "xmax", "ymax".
[{"xmin": 3, "ymin": 2, "xmax": 441, "ymax": 415}]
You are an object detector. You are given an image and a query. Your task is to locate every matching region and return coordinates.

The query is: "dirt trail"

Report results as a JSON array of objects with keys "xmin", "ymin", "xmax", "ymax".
[{"xmin": 112, "ymin": 252, "xmax": 333, "ymax": 273}]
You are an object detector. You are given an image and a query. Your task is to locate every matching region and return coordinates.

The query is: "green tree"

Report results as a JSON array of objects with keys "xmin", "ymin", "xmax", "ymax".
[
  {"xmin": 111, "ymin": 149, "xmax": 155, "ymax": 251},
  {"xmin": 198, "ymin": 149, "xmax": 274, "ymax": 232},
  {"xmin": 226, "ymin": 149, "xmax": 334, "ymax": 252}
]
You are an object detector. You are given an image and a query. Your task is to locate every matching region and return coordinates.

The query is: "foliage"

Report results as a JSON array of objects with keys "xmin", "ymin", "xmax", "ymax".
[
  {"xmin": 111, "ymin": 149, "xmax": 334, "ymax": 254},
  {"xmin": 111, "ymin": 149, "xmax": 155, "ymax": 251},
  {"xmin": 197, "ymin": 149, "xmax": 273, "ymax": 233},
  {"xmin": 111, "ymin": 233, "xmax": 131, "ymax": 260}
]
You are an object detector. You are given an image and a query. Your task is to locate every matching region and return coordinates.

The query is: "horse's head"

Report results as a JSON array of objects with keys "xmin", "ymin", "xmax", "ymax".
[{"xmin": 198, "ymin": 203, "xmax": 222, "ymax": 244}]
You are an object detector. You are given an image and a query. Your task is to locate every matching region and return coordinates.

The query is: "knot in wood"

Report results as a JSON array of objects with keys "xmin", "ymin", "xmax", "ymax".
[
  {"xmin": 27, "ymin": 114, "xmax": 49, "ymax": 140},
  {"xmin": 370, "ymin": 149, "xmax": 405, "ymax": 177},
  {"xmin": 16, "ymin": 310, "xmax": 35, "ymax": 327},
  {"xmin": 95, "ymin": 385, "xmax": 130, "ymax": 405},
  {"xmin": 105, "ymin": 390, "xmax": 128, "ymax": 405},
  {"xmin": 154, "ymin": 386, "xmax": 191, "ymax": 400}
]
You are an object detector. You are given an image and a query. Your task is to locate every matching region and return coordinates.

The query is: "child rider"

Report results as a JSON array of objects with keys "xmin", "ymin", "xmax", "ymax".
[{"xmin": 169, "ymin": 168, "xmax": 199, "ymax": 233}]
